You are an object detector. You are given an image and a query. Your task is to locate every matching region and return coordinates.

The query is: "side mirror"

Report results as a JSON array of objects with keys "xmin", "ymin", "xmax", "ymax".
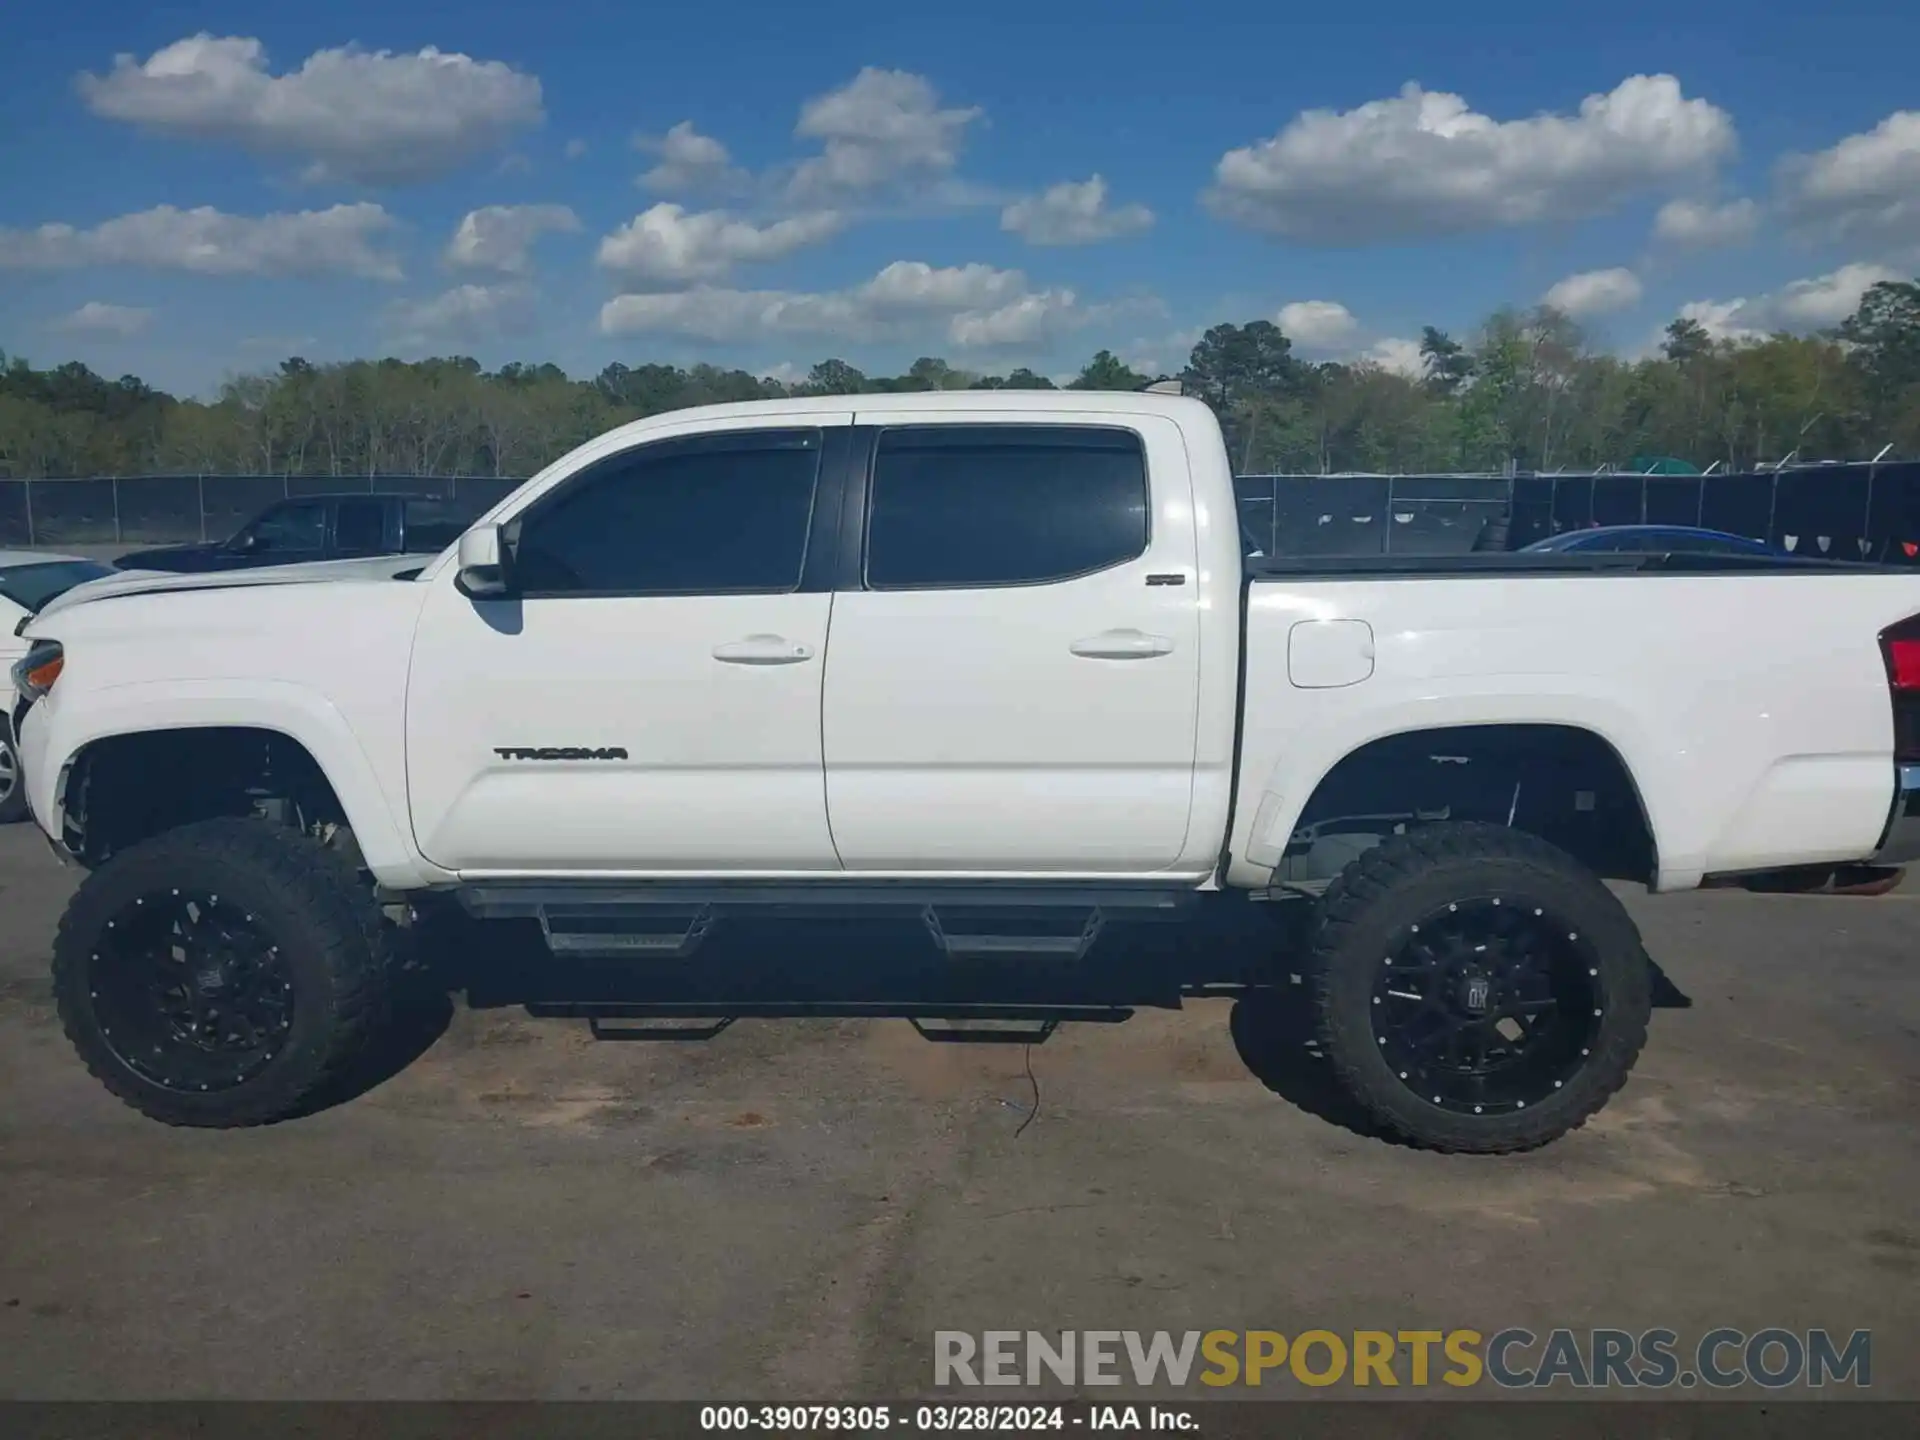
[
  {"xmin": 455, "ymin": 523, "xmax": 513, "ymax": 598},
  {"xmin": 230, "ymin": 531, "xmax": 258, "ymax": 554}
]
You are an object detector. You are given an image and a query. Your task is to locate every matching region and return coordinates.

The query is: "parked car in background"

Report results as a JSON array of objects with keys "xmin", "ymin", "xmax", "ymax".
[
  {"xmin": 0, "ymin": 550, "xmax": 117, "ymax": 821},
  {"xmin": 1522, "ymin": 525, "xmax": 1792, "ymax": 557},
  {"xmin": 114, "ymin": 492, "xmax": 477, "ymax": 573}
]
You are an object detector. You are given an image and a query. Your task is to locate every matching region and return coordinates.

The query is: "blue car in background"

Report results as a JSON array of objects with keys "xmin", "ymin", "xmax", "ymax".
[{"xmin": 1521, "ymin": 524, "xmax": 1792, "ymax": 557}]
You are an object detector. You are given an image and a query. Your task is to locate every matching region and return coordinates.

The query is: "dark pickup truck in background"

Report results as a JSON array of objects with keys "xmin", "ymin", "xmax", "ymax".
[{"xmin": 115, "ymin": 492, "xmax": 480, "ymax": 573}]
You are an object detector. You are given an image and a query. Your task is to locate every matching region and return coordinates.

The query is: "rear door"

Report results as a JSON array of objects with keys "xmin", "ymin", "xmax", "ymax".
[
  {"xmin": 821, "ymin": 414, "xmax": 1202, "ymax": 873},
  {"xmin": 331, "ymin": 497, "xmax": 390, "ymax": 558}
]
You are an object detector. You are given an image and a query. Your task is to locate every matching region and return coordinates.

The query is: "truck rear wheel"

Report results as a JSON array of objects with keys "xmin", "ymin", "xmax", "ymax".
[
  {"xmin": 52, "ymin": 817, "xmax": 392, "ymax": 1128},
  {"xmin": 1309, "ymin": 822, "xmax": 1651, "ymax": 1154}
]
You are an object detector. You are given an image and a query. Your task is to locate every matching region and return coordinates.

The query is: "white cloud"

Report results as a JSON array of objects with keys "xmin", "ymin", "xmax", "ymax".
[
  {"xmin": 788, "ymin": 67, "xmax": 981, "ymax": 200},
  {"xmin": 1652, "ymin": 196, "xmax": 1757, "ymax": 249},
  {"xmin": 52, "ymin": 301, "xmax": 155, "ymax": 337},
  {"xmin": 445, "ymin": 204, "xmax": 580, "ymax": 275},
  {"xmin": 1678, "ymin": 262, "xmax": 1902, "ymax": 342},
  {"xmin": 1208, "ymin": 74, "xmax": 1735, "ymax": 243},
  {"xmin": 76, "ymin": 33, "xmax": 543, "ymax": 186},
  {"xmin": 1775, "ymin": 110, "xmax": 1920, "ymax": 255},
  {"xmin": 1358, "ymin": 337, "xmax": 1427, "ymax": 378},
  {"xmin": 563, "ymin": 138, "xmax": 587, "ymax": 160},
  {"xmin": 636, "ymin": 120, "xmax": 747, "ymax": 193},
  {"xmin": 599, "ymin": 258, "xmax": 1083, "ymax": 348},
  {"xmin": 1001, "ymin": 176, "xmax": 1154, "ymax": 246},
  {"xmin": 388, "ymin": 282, "xmax": 536, "ymax": 344},
  {"xmin": 596, "ymin": 203, "xmax": 843, "ymax": 286},
  {"xmin": 858, "ymin": 259, "xmax": 1025, "ymax": 313},
  {"xmin": 1277, "ymin": 300, "xmax": 1360, "ymax": 350},
  {"xmin": 1542, "ymin": 267, "xmax": 1644, "ymax": 317},
  {"xmin": 0, "ymin": 203, "xmax": 400, "ymax": 278},
  {"xmin": 947, "ymin": 290, "xmax": 1082, "ymax": 347}
]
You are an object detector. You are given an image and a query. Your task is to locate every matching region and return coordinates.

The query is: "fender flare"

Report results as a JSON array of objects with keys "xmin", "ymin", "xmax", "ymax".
[
  {"xmin": 46, "ymin": 679, "xmax": 449, "ymax": 889},
  {"xmin": 1232, "ymin": 694, "xmax": 1669, "ymax": 885}
]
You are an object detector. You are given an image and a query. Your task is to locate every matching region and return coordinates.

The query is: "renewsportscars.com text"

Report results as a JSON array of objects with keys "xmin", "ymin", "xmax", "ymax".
[{"xmin": 933, "ymin": 1328, "xmax": 1873, "ymax": 1390}]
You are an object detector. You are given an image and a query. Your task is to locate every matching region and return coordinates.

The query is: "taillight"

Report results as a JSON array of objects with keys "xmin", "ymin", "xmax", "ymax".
[{"xmin": 1878, "ymin": 616, "xmax": 1920, "ymax": 761}]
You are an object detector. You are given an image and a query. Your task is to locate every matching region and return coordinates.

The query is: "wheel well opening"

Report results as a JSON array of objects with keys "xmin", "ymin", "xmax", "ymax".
[
  {"xmin": 1279, "ymin": 724, "xmax": 1657, "ymax": 888},
  {"xmin": 63, "ymin": 727, "xmax": 350, "ymax": 867}
]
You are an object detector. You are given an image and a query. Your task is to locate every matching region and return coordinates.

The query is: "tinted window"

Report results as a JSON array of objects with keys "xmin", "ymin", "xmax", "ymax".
[
  {"xmin": 865, "ymin": 425, "xmax": 1148, "ymax": 590},
  {"xmin": 0, "ymin": 559, "xmax": 114, "ymax": 612},
  {"xmin": 403, "ymin": 500, "xmax": 470, "ymax": 553},
  {"xmin": 246, "ymin": 502, "xmax": 326, "ymax": 554},
  {"xmin": 335, "ymin": 500, "xmax": 386, "ymax": 554},
  {"xmin": 513, "ymin": 429, "xmax": 822, "ymax": 595}
]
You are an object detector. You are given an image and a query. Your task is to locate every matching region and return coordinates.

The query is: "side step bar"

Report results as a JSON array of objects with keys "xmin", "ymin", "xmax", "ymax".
[
  {"xmin": 458, "ymin": 881, "xmax": 1193, "ymax": 963},
  {"xmin": 523, "ymin": 1000, "xmax": 1135, "ymax": 1044}
]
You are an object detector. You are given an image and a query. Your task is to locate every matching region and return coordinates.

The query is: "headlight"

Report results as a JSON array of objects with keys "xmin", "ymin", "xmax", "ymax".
[{"xmin": 11, "ymin": 640, "xmax": 63, "ymax": 700}]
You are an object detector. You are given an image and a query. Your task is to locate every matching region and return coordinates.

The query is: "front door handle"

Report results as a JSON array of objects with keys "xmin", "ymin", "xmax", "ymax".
[
  {"xmin": 1069, "ymin": 629, "xmax": 1176, "ymax": 660},
  {"xmin": 713, "ymin": 634, "xmax": 815, "ymax": 665}
]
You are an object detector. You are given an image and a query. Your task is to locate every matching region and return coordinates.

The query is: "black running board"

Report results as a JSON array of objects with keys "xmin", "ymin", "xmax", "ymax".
[{"xmin": 458, "ymin": 881, "xmax": 1194, "ymax": 964}]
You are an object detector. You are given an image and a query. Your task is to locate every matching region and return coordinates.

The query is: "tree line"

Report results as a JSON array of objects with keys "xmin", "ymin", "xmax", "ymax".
[{"xmin": 3, "ymin": 279, "xmax": 1917, "ymax": 481}]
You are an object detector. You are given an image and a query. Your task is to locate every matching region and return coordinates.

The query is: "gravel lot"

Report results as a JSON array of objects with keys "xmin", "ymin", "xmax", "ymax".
[{"xmin": 0, "ymin": 820, "xmax": 1914, "ymax": 1402}]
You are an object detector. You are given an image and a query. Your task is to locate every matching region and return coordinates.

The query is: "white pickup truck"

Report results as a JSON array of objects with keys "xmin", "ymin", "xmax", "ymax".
[{"xmin": 14, "ymin": 391, "xmax": 1920, "ymax": 1152}]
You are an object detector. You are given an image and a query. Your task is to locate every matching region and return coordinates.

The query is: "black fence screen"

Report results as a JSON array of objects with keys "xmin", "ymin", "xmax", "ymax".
[
  {"xmin": 0, "ymin": 476, "xmax": 528, "ymax": 550},
  {"xmin": 1235, "ymin": 461, "xmax": 1920, "ymax": 566},
  {"xmin": 7, "ymin": 465, "xmax": 1920, "ymax": 566}
]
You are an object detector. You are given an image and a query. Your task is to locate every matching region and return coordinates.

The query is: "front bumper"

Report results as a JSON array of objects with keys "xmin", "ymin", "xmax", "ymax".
[{"xmin": 1873, "ymin": 763, "xmax": 1920, "ymax": 865}]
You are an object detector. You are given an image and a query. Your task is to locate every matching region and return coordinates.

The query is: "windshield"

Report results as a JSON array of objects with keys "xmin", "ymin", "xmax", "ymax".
[{"xmin": 0, "ymin": 559, "xmax": 116, "ymax": 612}]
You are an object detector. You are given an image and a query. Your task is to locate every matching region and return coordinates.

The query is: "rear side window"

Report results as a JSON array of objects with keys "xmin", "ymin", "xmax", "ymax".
[
  {"xmin": 402, "ymin": 500, "xmax": 470, "ymax": 552},
  {"xmin": 864, "ymin": 424, "xmax": 1149, "ymax": 590}
]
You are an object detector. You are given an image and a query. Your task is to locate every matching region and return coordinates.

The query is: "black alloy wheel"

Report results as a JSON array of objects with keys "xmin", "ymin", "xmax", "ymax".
[
  {"xmin": 85, "ymin": 890, "xmax": 297, "ymax": 1095},
  {"xmin": 1370, "ymin": 897, "xmax": 1604, "ymax": 1118}
]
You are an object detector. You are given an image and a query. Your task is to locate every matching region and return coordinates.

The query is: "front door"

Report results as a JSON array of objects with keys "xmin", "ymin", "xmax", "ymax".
[
  {"xmin": 821, "ymin": 415, "xmax": 1202, "ymax": 873},
  {"xmin": 405, "ymin": 418, "xmax": 849, "ymax": 874}
]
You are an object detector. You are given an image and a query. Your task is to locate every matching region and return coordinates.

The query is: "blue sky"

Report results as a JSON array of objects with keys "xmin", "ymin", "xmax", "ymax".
[{"xmin": 2, "ymin": 0, "xmax": 1917, "ymax": 396}]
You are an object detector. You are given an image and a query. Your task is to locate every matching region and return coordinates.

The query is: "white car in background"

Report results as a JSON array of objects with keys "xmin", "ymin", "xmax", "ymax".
[{"xmin": 0, "ymin": 550, "xmax": 119, "ymax": 821}]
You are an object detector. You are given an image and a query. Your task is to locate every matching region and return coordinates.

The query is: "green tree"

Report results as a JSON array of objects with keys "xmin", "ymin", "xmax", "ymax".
[
  {"xmin": 1418, "ymin": 326, "xmax": 1473, "ymax": 396},
  {"xmin": 1067, "ymin": 350, "xmax": 1146, "ymax": 391}
]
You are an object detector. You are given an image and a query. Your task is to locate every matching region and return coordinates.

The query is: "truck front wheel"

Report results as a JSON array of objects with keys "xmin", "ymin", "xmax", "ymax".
[
  {"xmin": 1310, "ymin": 822, "xmax": 1652, "ymax": 1154},
  {"xmin": 52, "ymin": 817, "xmax": 392, "ymax": 1128}
]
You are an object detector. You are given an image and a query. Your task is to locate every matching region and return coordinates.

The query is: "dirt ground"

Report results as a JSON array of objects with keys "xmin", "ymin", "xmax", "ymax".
[{"xmin": 0, "ymin": 821, "xmax": 1914, "ymax": 1402}]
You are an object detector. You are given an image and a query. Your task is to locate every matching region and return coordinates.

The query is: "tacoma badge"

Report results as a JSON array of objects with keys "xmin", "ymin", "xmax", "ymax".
[{"xmin": 493, "ymin": 746, "xmax": 630, "ymax": 761}]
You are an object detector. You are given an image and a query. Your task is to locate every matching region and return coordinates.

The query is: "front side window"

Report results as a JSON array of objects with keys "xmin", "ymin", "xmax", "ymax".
[
  {"xmin": 512, "ymin": 428, "xmax": 823, "ymax": 595},
  {"xmin": 243, "ymin": 502, "xmax": 327, "ymax": 554},
  {"xmin": 864, "ymin": 424, "xmax": 1149, "ymax": 590}
]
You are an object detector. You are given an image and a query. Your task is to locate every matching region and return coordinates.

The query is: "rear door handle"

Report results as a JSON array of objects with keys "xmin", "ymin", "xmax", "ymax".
[
  {"xmin": 712, "ymin": 634, "xmax": 815, "ymax": 665},
  {"xmin": 1069, "ymin": 629, "xmax": 1175, "ymax": 660}
]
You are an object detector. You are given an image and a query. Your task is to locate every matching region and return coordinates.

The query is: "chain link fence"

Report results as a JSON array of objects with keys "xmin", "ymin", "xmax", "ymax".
[
  {"xmin": 0, "ymin": 475, "xmax": 527, "ymax": 550},
  {"xmin": 1235, "ymin": 460, "xmax": 1920, "ymax": 563}
]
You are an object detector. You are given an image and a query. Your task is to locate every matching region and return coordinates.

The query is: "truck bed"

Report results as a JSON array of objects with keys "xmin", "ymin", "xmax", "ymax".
[{"xmin": 1228, "ymin": 559, "xmax": 1920, "ymax": 893}]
